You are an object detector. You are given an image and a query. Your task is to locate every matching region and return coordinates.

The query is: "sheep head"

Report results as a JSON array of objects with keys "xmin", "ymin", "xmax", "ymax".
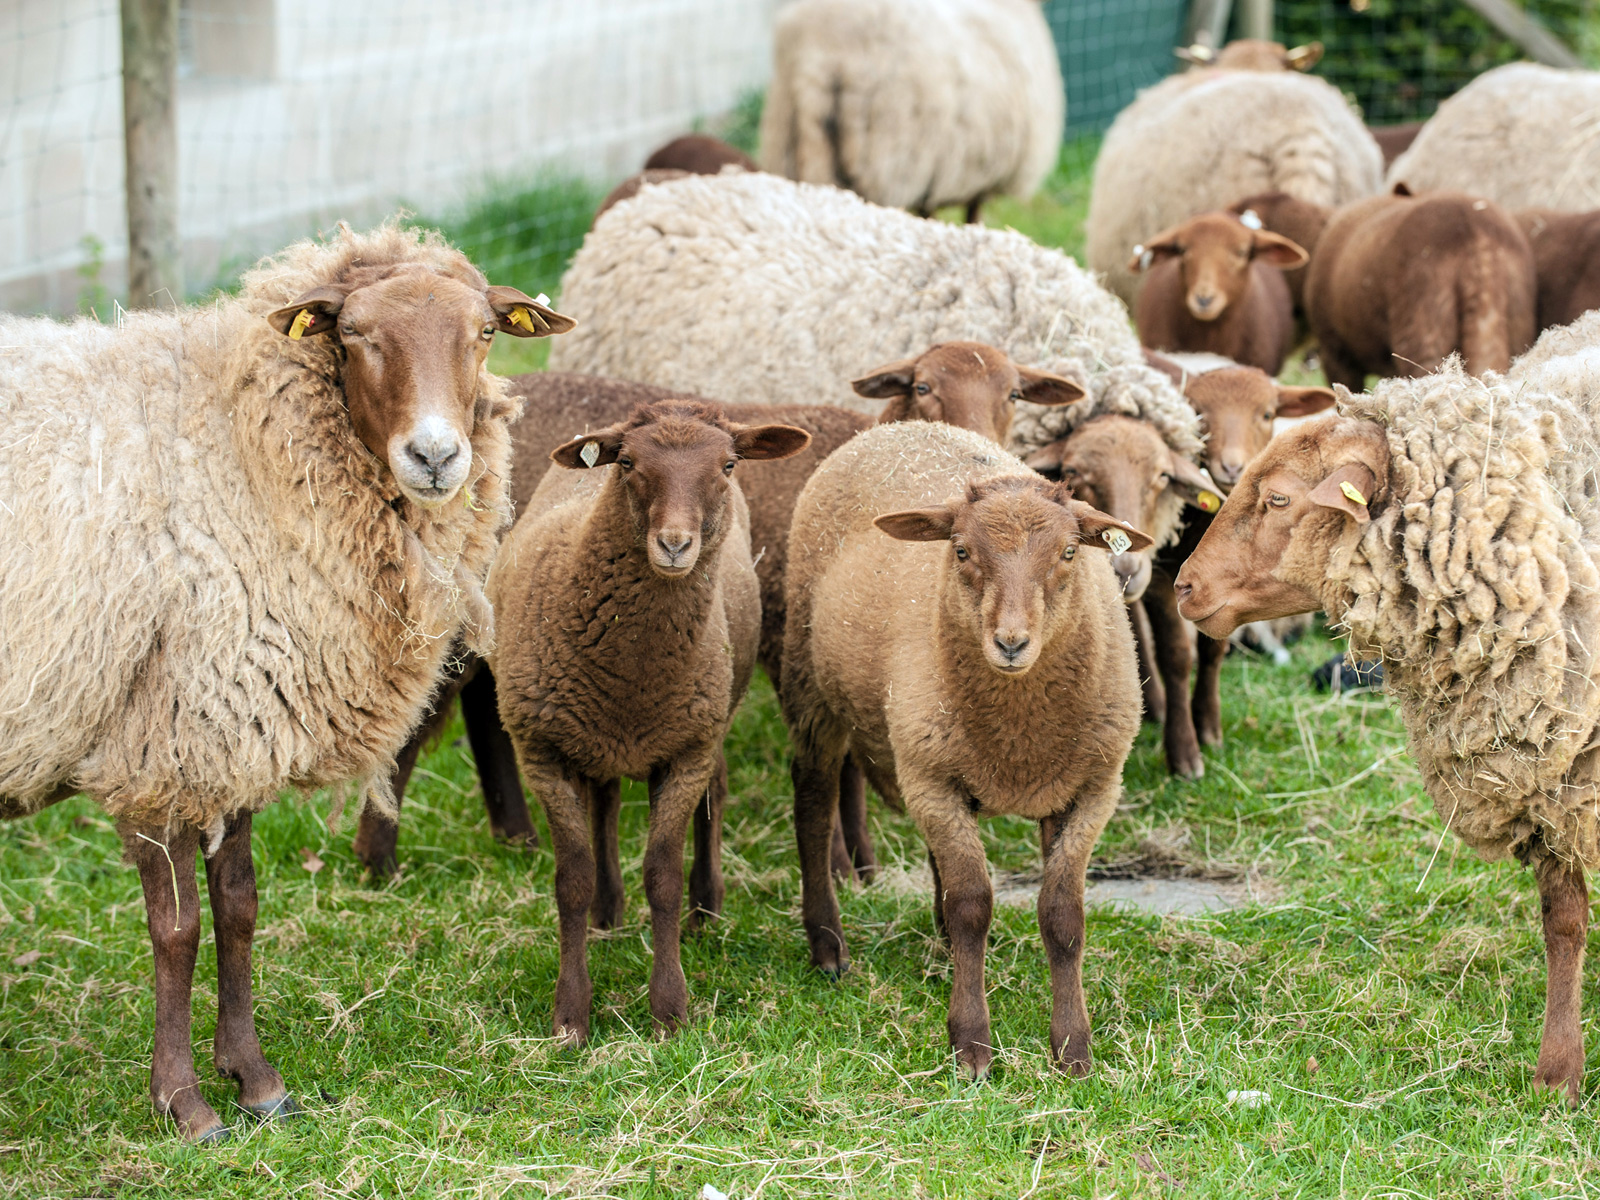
[
  {"xmin": 1175, "ymin": 414, "xmax": 1389, "ymax": 637},
  {"xmin": 1177, "ymin": 39, "xmax": 1323, "ymax": 72},
  {"xmin": 875, "ymin": 476, "xmax": 1150, "ymax": 677},
  {"xmin": 1133, "ymin": 212, "xmax": 1308, "ymax": 323},
  {"xmin": 268, "ymin": 264, "xmax": 574, "ymax": 508},
  {"xmin": 853, "ymin": 341, "xmax": 1083, "ymax": 445},
  {"xmin": 551, "ymin": 400, "xmax": 810, "ymax": 578},
  {"xmin": 1182, "ymin": 366, "xmax": 1334, "ymax": 488}
]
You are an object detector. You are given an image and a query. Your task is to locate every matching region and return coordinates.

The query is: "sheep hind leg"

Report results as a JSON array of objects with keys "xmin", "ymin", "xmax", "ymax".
[
  {"xmin": 1533, "ymin": 857, "xmax": 1588, "ymax": 1105},
  {"xmin": 1144, "ymin": 574, "xmax": 1203, "ymax": 778},
  {"xmin": 129, "ymin": 824, "xmax": 228, "ymax": 1143},
  {"xmin": 643, "ymin": 756, "xmax": 716, "ymax": 1034},
  {"xmin": 1192, "ymin": 632, "xmax": 1227, "ymax": 748},
  {"xmin": 462, "ymin": 666, "xmax": 538, "ymax": 847},
  {"xmin": 587, "ymin": 777, "xmax": 624, "ymax": 930},
  {"xmin": 833, "ymin": 755, "xmax": 877, "ymax": 885},
  {"xmin": 687, "ymin": 751, "xmax": 727, "ymax": 931},
  {"xmin": 1130, "ymin": 600, "xmax": 1166, "ymax": 725},
  {"xmin": 793, "ymin": 745, "xmax": 851, "ymax": 976},
  {"xmin": 205, "ymin": 812, "xmax": 295, "ymax": 1121},
  {"xmin": 921, "ymin": 808, "xmax": 994, "ymax": 1080}
]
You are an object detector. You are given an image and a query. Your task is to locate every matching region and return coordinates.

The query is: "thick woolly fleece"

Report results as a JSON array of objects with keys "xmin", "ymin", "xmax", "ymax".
[
  {"xmin": 1087, "ymin": 70, "xmax": 1382, "ymax": 306},
  {"xmin": 1388, "ymin": 64, "xmax": 1600, "ymax": 211},
  {"xmin": 758, "ymin": 0, "xmax": 1063, "ymax": 214},
  {"xmin": 1326, "ymin": 314, "xmax": 1600, "ymax": 867},
  {"xmin": 549, "ymin": 172, "xmax": 1201, "ymax": 548},
  {"xmin": 0, "ymin": 224, "xmax": 514, "ymax": 833}
]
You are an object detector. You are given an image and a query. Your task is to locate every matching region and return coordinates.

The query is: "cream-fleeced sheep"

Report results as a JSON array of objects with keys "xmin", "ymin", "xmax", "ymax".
[
  {"xmin": 549, "ymin": 171, "xmax": 1201, "ymax": 547},
  {"xmin": 1086, "ymin": 68, "xmax": 1383, "ymax": 306},
  {"xmin": 1387, "ymin": 63, "xmax": 1600, "ymax": 211},
  {"xmin": 1175, "ymin": 312, "xmax": 1600, "ymax": 1102},
  {"xmin": 0, "ymin": 222, "xmax": 567, "ymax": 1140},
  {"xmin": 758, "ymin": 0, "xmax": 1063, "ymax": 222}
]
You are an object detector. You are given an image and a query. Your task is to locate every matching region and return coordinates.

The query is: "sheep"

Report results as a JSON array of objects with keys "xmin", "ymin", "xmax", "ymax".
[
  {"xmin": 1515, "ymin": 208, "xmax": 1600, "ymax": 333},
  {"xmin": 1174, "ymin": 312, "xmax": 1600, "ymax": 1102},
  {"xmin": 780, "ymin": 420, "xmax": 1150, "ymax": 1078},
  {"xmin": 548, "ymin": 170, "xmax": 1187, "ymax": 467},
  {"xmin": 1305, "ymin": 184, "xmax": 1537, "ymax": 387},
  {"xmin": 1086, "ymin": 60, "xmax": 1382, "ymax": 307},
  {"xmin": 757, "ymin": 0, "xmax": 1063, "ymax": 222},
  {"xmin": 1369, "ymin": 122, "xmax": 1423, "ymax": 169},
  {"xmin": 1387, "ymin": 63, "xmax": 1600, "ymax": 212},
  {"xmin": 1130, "ymin": 210, "xmax": 1309, "ymax": 374},
  {"xmin": 0, "ymin": 222, "xmax": 573, "ymax": 1141},
  {"xmin": 486, "ymin": 399, "xmax": 810, "ymax": 1043},
  {"xmin": 1227, "ymin": 190, "xmax": 1333, "ymax": 313}
]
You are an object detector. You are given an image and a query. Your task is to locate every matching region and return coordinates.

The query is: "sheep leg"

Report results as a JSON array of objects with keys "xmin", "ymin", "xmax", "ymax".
[
  {"xmin": 1130, "ymin": 600, "xmax": 1166, "ymax": 724},
  {"xmin": 921, "ymin": 808, "xmax": 994, "ymax": 1080},
  {"xmin": 928, "ymin": 849, "xmax": 948, "ymax": 942},
  {"xmin": 1318, "ymin": 340, "xmax": 1368, "ymax": 391},
  {"xmin": 793, "ymin": 748, "xmax": 851, "ymax": 976},
  {"xmin": 1533, "ymin": 857, "xmax": 1588, "ymax": 1104},
  {"xmin": 837, "ymin": 755, "xmax": 877, "ymax": 884},
  {"xmin": 964, "ymin": 198, "xmax": 985, "ymax": 225},
  {"xmin": 1144, "ymin": 576, "xmax": 1204, "ymax": 778},
  {"xmin": 1038, "ymin": 810, "xmax": 1096, "ymax": 1077},
  {"xmin": 643, "ymin": 756, "xmax": 716, "ymax": 1034},
  {"xmin": 687, "ymin": 751, "xmax": 727, "ymax": 931},
  {"xmin": 586, "ymin": 777, "xmax": 624, "ymax": 930},
  {"xmin": 1192, "ymin": 632, "xmax": 1226, "ymax": 747},
  {"xmin": 462, "ymin": 666, "xmax": 538, "ymax": 846},
  {"xmin": 204, "ymin": 812, "xmax": 294, "ymax": 1120},
  {"xmin": 532, "ymin": 768, "xmax": 595, "ymax": 1045},
  {"xmin": 130, "ymin": 824, "xmax": 227, "ymax": 1143}
]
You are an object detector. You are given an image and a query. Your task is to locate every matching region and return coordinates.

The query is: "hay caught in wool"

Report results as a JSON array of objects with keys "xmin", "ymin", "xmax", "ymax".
[{"xmin": 1327, "ymin": 314, "xmax": 1600, "ymax": 866}]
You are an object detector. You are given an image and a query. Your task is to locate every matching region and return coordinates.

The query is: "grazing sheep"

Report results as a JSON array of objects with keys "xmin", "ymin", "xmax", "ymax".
[
  {"xmin": 1305, "ymin": 185, "xmax": 1537, "ymax": 387},
  {"xmin": 1515, "ymin": 208, "xmax": 1600, "ymax": 332},
  {"xmin": 1387, "ymin": 63, "xmax": 1600, "ymax": 211},
  {"xmin": 549, "ymin": 170, "xmax": 1185, "ymax": 465},
  {"xmin": 758, "ymin": 0, "xmax": 1063, "ymax": 222},
  {"xmin": 1175, "ymin": 312, "xmax": 1600, "ymax": 1102},
  {"xmin": 1086, "ymin": 61, "xmax": 1382, "ymax": 307},
  {"xmin": 0, "ymin": 223, "xmax": 572, "ymax": 1140},
  {"xmin": 487, "ymin": 400, "xmax": 810, "ymax": 1043},
  {"xmin": 1131, "ymin": 210, "xmax": 1309, "ymax": 374},
  {"xmin": 781, "ymin": 421, "xmax": 1149, "ymax": 1078}
]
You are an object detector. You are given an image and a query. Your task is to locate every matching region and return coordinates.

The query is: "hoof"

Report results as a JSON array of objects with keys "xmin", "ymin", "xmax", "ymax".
[
  {"xmin": 193, "ymin": 1122, "xmax": 232, "ymax": 1145},
  {"xmin": 956, "ymin": 1058, "xmax": 992, "ymax": 1084},
  {"xmin": 242, "ymin": 1093, "xmax": 300, "ymax": 1121},
  {"xmin": 1533, "ymin": 1068, "xmax": 1583, "ymax": 1107},
  {"xmin": 1170, "ymin": 756, "xmax": 1204, "ymax": 780}
]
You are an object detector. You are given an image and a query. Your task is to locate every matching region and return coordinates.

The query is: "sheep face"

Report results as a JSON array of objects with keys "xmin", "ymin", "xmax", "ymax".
[
  {"xmin": 853, "ymin": 341, "xmax": 1083, "ymax": 445},
  {"xmin": 1183, "ymin": 367, "xmax": 1334, "ymax": 488},
  {"xmin": 1175, "ymin": 415, "xmax": 1389, "ymax": 636},
  {"xmin": 268, "ymin": 266, "xmax": 573, "ymax": 508},
  {"xmin": 1024, "ymin": 415, "xmax": 1215, "ymax": 602},
  {"xmin": 1134, "ymin": 213, "xmax": 1308, "ymax": 322},
  {"xmin": 874, "ymin": 477, "xmax": 1151, "ymax": 676},
  {"xmin": 551, "ymin": 400, "xmax": 810, "ymax": 578}
]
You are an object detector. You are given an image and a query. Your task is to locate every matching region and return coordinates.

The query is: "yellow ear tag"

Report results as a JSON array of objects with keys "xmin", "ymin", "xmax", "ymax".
[
  {"xmin": 1340, "ymin": 481, "xmax": 1367, "ymax": 506},
  {"xmin": 288, "ymin": 308, "xmax": 314, "ymax": 339},
  {"xmin": 507, "ymin": 306, "xmax": 537, "ymax": 333},
  {"xmin": 1197, "ymin": 490, "xmax": 1221, "ymax": 513}
]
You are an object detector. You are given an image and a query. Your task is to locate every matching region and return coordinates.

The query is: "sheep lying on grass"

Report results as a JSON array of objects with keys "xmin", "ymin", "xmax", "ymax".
[
  {"xmin": 781, "ymin": 421, "xmax": 1149, "ymax": 1078},
  {"xmin": 1176, "ymin": 313, "xmax": 1600, "ymax": 1101},
  {"xmin": 0, "ymin": 223, "xmax": 571, "ymax": 1140}
]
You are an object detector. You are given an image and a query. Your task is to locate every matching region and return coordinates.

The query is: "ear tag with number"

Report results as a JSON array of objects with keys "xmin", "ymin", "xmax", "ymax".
[
  {"xmin": 1102, "ymin": 527, "xmax": 1132, "ymax": 555},
  {"xmin": 1340, "ymin": 481, "xmax": 1367, "ymax": 506},
  {"xmin": 1196, "ymin": 490, "xmax": 1222, "ymax": 513},
  {"xmin": 288, "ymin": 309, "xmax": 314, "ymax": 339},
  {"xmin": 508, "ymin": 306, "xmax": 540, "ymax": 333},
  {"xmin": 579, "ymin": 440, "xmax": 600, "ymax": 468}
]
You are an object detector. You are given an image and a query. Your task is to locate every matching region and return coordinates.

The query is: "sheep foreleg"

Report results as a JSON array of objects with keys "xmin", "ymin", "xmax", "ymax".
[
  {"xmin": 920, "ymin": 805, "xmax": 994, "ymax": 1081},
  {"xmin": 687, "ymin": 751, "xmax": 727, "ymax": 931},
  {"xmin": 1039, "ymin": 804, "xmax": 1102, "ymax": 1078},
  {"xmin": 1192, "ymin": 632, "xmax": 1227, "ymax": 747},
  {"xmin": 835, "ymin": 755, "xmax": 877, "ymax": 885},
  {"xmin": 461, "ymin": 667, "xmax": 537, "ymax": 847},
  {"xmin": 533, "ymin": 769, "xmax": 595, "ymax": 1045},
  {"xmin": 1534, "ymin": 858, "xmax": 1588, "ymax": 1105},
  {"xmin": 644, "ymin": 755, "xmax": 715, "ymax": 1034},
  {"xmin": 1144, "ymin": 576, "xmax": 1204, "ymax": 778},
  {"xmin": 793, "ymin": 749, "xmax": 850, "ymax": 976},
  {"xmin": 586, "ymin": 777, "xmax": 624, "ymax": 930}
]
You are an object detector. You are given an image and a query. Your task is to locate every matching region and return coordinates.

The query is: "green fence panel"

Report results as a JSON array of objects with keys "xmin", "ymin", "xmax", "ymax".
[{"xmin": 1045, "ymin": 0, "xmax": 1190, "ymax": 134}]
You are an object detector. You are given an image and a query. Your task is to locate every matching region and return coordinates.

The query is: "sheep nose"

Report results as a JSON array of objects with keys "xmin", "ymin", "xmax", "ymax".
[
  {"xmin": 1215, "ymin": 459, "xmax": 1244, "ymax": 485},
  {"xmin": 1175, "ymin": 581, "xmax": 1193, "ymax": 605},
  {"xmin": 657, "ymin": 531, "xmax": 693, "ymax": 561},
  {"xmin": 1192, "ymin": 293, "xmax": 1216, "ymax": 311},
  {"xmin": 994, "ymin": 633, "xmax": 1030, "ymax": 661},
  {"xmin": 406, "ymin": 431, "xmax": 461, "ymax": 477}
]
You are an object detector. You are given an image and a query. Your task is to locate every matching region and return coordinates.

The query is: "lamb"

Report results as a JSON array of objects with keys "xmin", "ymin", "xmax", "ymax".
[
  {"xmin": 780, "ymin": 420, "xmax": 1150, "ymax": 1078},
  {"xmin": 1387, "ymin": 63, "xmax": 1600, "ymax": 212},
  {"xmin": 757, "ymin": 0, "xmax": 1063, "ymax": 222},
  {"xmin": 1515, "ymin": 208, "xmax": 1600, "ymax": 333},
  {"xmin": 486, "ymin": 399, "xmax": 810, "ymax": 1043},
  {"xmin": 1305, "ymin": 184, "xmax": 1536, "ymax": 387},
  {"xmin": 1086, "ymin": 58, "xmax": 1382, "ymax": 307},
  {"xmin": 1227, "ymin": 190, "xmax": 1333, "ymax": 313},
  {"xmin": 547, "ymin": 170, "xmax": 1186, "ymax": 465},
  {"xmin": 0, "ymin": 222, "xmax": 572, "ymax": 1140},
  {"xmin": 1130, "ymin": 210, "xmax": 1309, "ymax": 374},
  {"xmin": 1174, "ymin": 312, "xmax": 1600, "ymax": 1101}
]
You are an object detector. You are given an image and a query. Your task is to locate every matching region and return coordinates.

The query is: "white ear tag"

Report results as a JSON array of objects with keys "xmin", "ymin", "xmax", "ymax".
[
  {"xmin": 1133, "ymin": 244, "xmax": 1153, "ymax": 272},
  {"xmin": 1102, "ymin": 527, "xmax": 1132, "ymax": 555},
  {"xmin": 580, "ymin": 441, "xmax": 600, "ymax": 468},
  {"xmin": 1239, "ymin": 209, "xmax": 1263, "ymax": 230},
  {"xmin": 535, "ymin": 292, "xmax": 551, "ymax": 306}
]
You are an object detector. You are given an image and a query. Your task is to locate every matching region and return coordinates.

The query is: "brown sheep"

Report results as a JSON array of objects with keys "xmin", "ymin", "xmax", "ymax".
[
  {"xmin": 487, "ymin": 399, "xmax": 809, "ymax": 1043},
  {"xmin": 781, "ymin": 420, "xmax": 1150, "ymax": 1078},
  {"xmin": 1515, "ymin": 208, "xmax": 1600, "ymax": 332},
  {"xmin": 1227, "ymin": 190, "xmax": 1333, "ymax": 312},
  {"xmin": 1369, "ymin": 121, "xmax": 1424, "ymax": 169},
  {"xmin": 1131, "ymin": 211, "xmax": 1309, "ymax": 374},
  {"xmin": 1305, "ymin": 184, "xmax": 1537, "ymax": 387}
]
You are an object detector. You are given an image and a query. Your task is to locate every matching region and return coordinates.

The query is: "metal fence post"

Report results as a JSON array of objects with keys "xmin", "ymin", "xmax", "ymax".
[
  {"xmin": 121, "ymin": 0, "xmax": 182, "ymax": 308},
  {"xmin": 1237, "ymin": 0, "xmax": 1272, "ymax": 41}
]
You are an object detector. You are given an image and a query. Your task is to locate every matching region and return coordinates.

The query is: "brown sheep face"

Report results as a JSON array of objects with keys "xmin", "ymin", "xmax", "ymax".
[
  {"xmin": 1024, "ymin": 415, "xmax": 1216, "ymax": 602},
  {"xmin": 269, "ymin": 265, "xmax": 574, "ymax": 507},
  {"xmin": 874, "ymin": 477, "xmax": 1151, "ymax": 676},
  {"xmin": 1133, "ymin": 213, "xmax": 1308, "ymax": 322},
  {"xmin": 1184, "ymin": 367, "xmax": 1334, "ymax": 488},
  {"xmin": 551, "ymin": 401, "xmax": 811, "ymax": 578},
  {"xmin": 1175, "ymin": 415, "xmax": 1389, "ymax": 636},
  {"xmin": 852, "ymin": 341, "xmax": 1084, "ymax": 445}
]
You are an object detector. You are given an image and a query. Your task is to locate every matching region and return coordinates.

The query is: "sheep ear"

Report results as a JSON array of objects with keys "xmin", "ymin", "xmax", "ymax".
[
  {"xmin": 487, "ymin": 286, "xmax": 577, "ymax": 338},
  {"xmin": 267, "ymin": 285, "xmax": 348, "ymax": 338},
  {"xmin": 1165, "ymin": 454, "xmax": 1225, "ymax": 513},
  {"xmin": 1024, "ymin": 441, "xmax": 1067, "ymax": 479},
  {"xmin": 1174, "ymin": 43, "xmax": 1215, "ymax": 64},
  {"xmin": 1016, "ymin": 366, "xmax": 1086, "ymax": 408},
  {"xmin": 1308, "ymin": 464, "xmax": 1375, "ymax": 523},
  {"xmin": 851, "ymin": 358, "xmax": 920, "ymax": 399},
  {"xmin": 1070, "ymin": 502, "xmax": 1154, "ymax": 553},
  {"xmin": 874, "ymin": 506, "xmax": 956, "ymax": 542},
  {"xmin": 732, "ymin": 423, "xmax": 812, "ymax": 461},
  {"xmin": 551, "ymin": 427, "xmax": 623, "ymax": 469},
  {"xmin": 1285, "ymin": 41, "xmax": 1323, "ymax": 70},
  {"xmin": 1251, "ymin": 230, "xmax": 1309, "ymax": 269},
  {"xmin": 1131, "ymin": 228, "xmax": 1184, "ymax": 272},
  {"xmin": 1392, "ymin": 182, "xmax": 1414, "ymax": 197},
  {"xmin": 1274, "ymin": 385, "xmax": 1336, "ymax": 417}
]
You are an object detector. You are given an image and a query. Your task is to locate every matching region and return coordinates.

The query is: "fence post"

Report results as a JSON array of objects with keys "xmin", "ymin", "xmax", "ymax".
[
  {"xmin": 1185, "ymin": 0, "xmax": 1233, "ymax": 51},
  {"xmin": 121, "ymin": 0, "xmax": 182, "ymax": 308},
  {"xmin": 1237, "ymin": 0, "xmax": 1272, "ymax": 41}
]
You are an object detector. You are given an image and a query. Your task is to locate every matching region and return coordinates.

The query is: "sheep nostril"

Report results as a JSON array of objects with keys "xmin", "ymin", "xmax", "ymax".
[
  {"xmin": 408, "ymin": 439, "xmax": 459, "ymax": 473},
  {"xmin": 994, "ymin": 634, "xmax": 1030, "ymax": 660},
  {"xmin": 1175, "ymin": 581, "xmax": 1193, "ymax": 603},
  {"xmin": 657, "ymin": 533, "xmax": 692, "ymax": 560}
]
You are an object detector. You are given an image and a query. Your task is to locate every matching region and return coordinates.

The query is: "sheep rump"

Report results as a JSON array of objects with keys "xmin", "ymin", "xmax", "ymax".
[{"xmin": 0, "ymin": 224, "xmax": 513, "ymax": 831}]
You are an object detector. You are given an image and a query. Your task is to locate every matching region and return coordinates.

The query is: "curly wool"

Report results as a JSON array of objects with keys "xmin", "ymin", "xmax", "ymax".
[
  {"xmin": 1325, "ymin": 318, "xmax": 1600, "ymax": 866},
  {"xmin": 0, "ymin": 222, "xmax": 515, "ymax": 832}
]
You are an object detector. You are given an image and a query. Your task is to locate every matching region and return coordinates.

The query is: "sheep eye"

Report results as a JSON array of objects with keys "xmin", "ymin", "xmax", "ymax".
[
  {"xmin": 339, "ymin": 322, "xmax": 357, "ymax": 338},
  {"xmin": 1157, "ymin": 472, "xmax": 1171, "ymax": 488},
  {"xmin": 914, "ymin": 383, "xmax": 931, "ymax": 396},
  {"xmin": 723, "ymin": 460, "xmax": 736, "ymax": 475},
  {"xmin": 1009, "ymin": 390, "xmax": 1022, "ymax": 401},
  {"xmin": 618, "ymin": 456, "xmax": 634, "ymax": 471},
  {"xmin": 1268, "ymin": 492, "xmax": 1290, "ymax": 508},
  {"xmin": 1061, "ymin": 545, "xmax": 1077, "ymax": 561},
  {"xmin": 480, "ymin": 324, "xmax": 495, "ymax": 341},
  {"xmin": 954, "ymin": 545, "xmax": 969, "ymax": 561}
]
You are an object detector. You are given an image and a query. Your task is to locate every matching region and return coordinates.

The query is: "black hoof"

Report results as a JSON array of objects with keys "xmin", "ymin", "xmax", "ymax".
[
  {"xmin": 243, "ymin": 1093, "xmax": 300, "ymax": 1120},
  {"xmin": 195, "ymin": 1123, "xmax": 232, "ymax": 1145}
]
